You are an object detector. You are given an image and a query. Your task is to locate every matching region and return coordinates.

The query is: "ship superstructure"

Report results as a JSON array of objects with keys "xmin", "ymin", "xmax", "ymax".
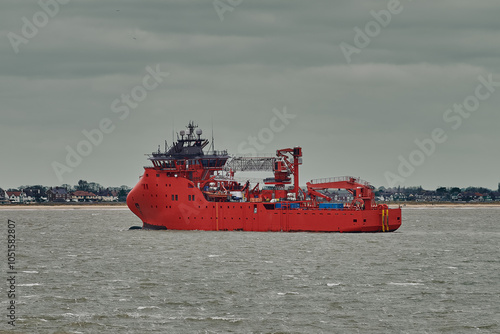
[{"xmin": 127, "ymin": 122, "xmax": 402, "ymax": 232}]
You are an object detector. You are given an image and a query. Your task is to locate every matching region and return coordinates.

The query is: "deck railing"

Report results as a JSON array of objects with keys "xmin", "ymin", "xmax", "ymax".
[{"xmin": 309, "ymin": 176, "xmax": 371, "ymax": 187}]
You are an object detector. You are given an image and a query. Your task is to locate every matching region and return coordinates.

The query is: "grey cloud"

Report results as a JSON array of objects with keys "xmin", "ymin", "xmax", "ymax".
[{"xmin": 1, "ymin": 0, "xmax": 499, "ymax": 189}]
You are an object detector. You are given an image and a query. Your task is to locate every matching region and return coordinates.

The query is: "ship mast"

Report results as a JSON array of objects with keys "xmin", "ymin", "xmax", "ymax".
[{"xmin": 209, "ymin": 118, "xmax": 215, "ymax": 153}]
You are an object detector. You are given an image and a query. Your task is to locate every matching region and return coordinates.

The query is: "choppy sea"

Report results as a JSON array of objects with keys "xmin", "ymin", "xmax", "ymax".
[{"xmin": 0, "ymin": 207, "xmax": 499, "ymax": 333}]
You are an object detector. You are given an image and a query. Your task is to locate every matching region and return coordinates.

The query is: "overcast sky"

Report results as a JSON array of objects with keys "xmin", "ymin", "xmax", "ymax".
[{"xmin": 1, "ymin": 0, "xmax": 499, "ymax": 190}]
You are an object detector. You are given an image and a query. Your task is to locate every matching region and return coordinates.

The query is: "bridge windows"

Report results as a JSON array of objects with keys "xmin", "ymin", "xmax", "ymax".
[
  {"xmin": 156, "ymin": 160, "xmax": 175, "ymax": 169},
  {"xmin": 200, "ymin": 159, "xmax": 226, "ymax": 168}
]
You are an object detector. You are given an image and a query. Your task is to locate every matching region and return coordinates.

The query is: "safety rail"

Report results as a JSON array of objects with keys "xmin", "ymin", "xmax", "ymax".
[
  {"xmin": 309, "ymin": 176, "xmax": 371, "ymax": 187},
  {"xmin": 213, "ymin": 175, "xmax": 234, "ymax": 181}
]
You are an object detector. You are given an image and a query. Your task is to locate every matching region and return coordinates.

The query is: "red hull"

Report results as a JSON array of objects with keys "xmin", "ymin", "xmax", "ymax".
[{"xmin": 127, "ymin": 171, "xmax": 402, "ymax": 233}]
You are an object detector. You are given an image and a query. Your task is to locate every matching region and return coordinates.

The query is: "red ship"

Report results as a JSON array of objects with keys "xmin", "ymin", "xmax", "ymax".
[{"xmin": 127, "ymin": 122, "xmax": 401, "ymax": 232}]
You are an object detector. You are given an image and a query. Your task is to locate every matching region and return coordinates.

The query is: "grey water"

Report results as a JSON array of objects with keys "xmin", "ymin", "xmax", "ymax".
[{"xmin": 0, "ymin": 207, "xmax": 499, "ymax": 333}]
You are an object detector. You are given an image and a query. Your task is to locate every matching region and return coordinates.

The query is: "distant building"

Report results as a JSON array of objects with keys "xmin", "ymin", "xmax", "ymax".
[
  {"xmin": 47, "ymin": 187, "xmax": 71, "ymax": 202},
  {"xmin": 23, "ymin": 187, "xmax": 47, "ymax": 202},
  {"xmin": 6, "ymin": 191, "xmax": 28, "ymax": 203},
  {"xmin": 0, "ymin": 188, "xmax": 10, "ymax": 204},
  {"xmin": 71, "ymin": 190, "xmax": 98, "ymax": 202},
  {"xmin": 96, "ymin": 189, "xmax": 118, "ymax": 202}
]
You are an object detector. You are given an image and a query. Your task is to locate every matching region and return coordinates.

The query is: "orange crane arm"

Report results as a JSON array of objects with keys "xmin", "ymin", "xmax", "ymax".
[
  {"xmin": 306, "ymin": 177, "xmax": 375, "ymax": 209},
  {"xmin": 307, "ymin": 188, "xmax": 332, "ymax": 202}
]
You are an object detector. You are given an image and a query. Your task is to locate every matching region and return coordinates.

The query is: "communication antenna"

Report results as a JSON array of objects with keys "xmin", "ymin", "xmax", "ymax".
[
  {"xmin": 210, "ymin": 117, "xmax": 215, "ymax": 152},
  {"xmin": 172, "ymin": 117, "xmax": 175, "ymax": 144}
]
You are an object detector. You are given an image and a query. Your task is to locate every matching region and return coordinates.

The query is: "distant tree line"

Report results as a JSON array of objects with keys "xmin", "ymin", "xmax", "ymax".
[
  {"xmin": 1, "ymin": 180, "xmax": 131, "ymax": 203},
  {"xmin": 375, "ymin": 184, "xmax": 500, "ymax": 202}
]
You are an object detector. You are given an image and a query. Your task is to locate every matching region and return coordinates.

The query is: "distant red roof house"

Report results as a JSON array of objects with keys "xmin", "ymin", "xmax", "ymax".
[
  {"xmin": 71, "ymin": 191, "xmax": 98, "ymax": 201},
  {"xmin": 6, "ymin": 191, "xmax": 27, "ymax": 203}
]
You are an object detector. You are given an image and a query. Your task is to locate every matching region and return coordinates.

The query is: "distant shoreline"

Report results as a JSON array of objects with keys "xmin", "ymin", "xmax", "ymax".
[
  {"xmin": 0, "ymin": 202, "xmax": 127, "ymax": 210},
  {"xmin": 1, "ymin": 202, "xmax": 500, "ymax": 210},
  {"xmin": 394, "ymin": 201, "xmax": 500, "ymax": 206}
]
